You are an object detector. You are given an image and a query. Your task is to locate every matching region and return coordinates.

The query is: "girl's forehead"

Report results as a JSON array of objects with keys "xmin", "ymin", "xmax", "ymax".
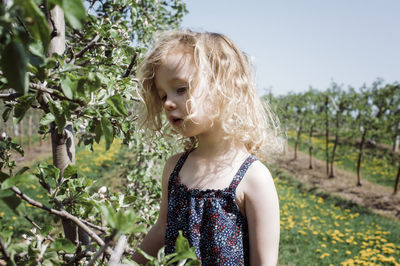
[{"xmin": 155, "ymin": 49, "xmax": 195, "ymax": 87}]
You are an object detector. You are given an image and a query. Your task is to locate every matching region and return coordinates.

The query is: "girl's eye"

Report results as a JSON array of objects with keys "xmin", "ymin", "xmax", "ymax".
[
  {"xmin": 177, "ymin": 87, "xmax": 187, "ymax": 94},
  {"xmin": 160, "ymin": 95, "xmax": 167, "ymax": 102}
]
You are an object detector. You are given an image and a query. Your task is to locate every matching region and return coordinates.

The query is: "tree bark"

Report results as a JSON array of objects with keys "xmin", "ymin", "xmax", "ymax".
[
  {"xmin": 19, "ymin": 120, "xmax": 23, "ymax": 146},
  {"xmin": 325, "ymin": 96, "xmax": 330, "ymax": 177},
  {"xmin": 308, "ymin": 125, "xmax": 313, "ymax": 169},
  {"xmin": 28, "ymin": 114, "xmax": 32, "ymax": 151},
  {"xmin": 294, "ymin": 125, "xmax": 302, "ymax": 161},
  {"xmin": 393, "ymin": 165, "xmax": 400, "ymax": 195},
  {"xmin": 329, "ymin": 115, "xmax": 340, "ymax": 178},
  {"xmin": 356, "ymin": 129, "xmax": 367, "ymax": 186}
]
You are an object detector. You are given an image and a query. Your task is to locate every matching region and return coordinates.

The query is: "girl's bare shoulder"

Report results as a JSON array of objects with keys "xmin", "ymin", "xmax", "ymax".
[{"xmin": 242, "ymin": 160, "xmax": 275, "ymax": 193}]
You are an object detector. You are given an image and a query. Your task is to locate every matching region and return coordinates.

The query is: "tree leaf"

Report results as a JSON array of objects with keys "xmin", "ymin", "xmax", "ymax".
[
  {"xmin": 100, "ymin": 116, "xmax": 113, "ymax": 150},
  {"xmin": 50, "ymin": 238, "xmax": 76, "ymax": 253},
  {"xmin": 15, "ymin": 0, "xmax": 51, "ymax": 51},
  {"xmin": 1, "ymin": 174, "xmax": 36, "ymax": 190},
  {"xmin": 61, "ymin": 0, "xmax": 87, "ymax": 30},
  {"xmin": 49, "ymin": 101, "xmax": 66, "ymax": 134},
  {"xmin": 107, "ymin": 95, "xmax": 128, "ymax": 116},
  {"xmin": 14, "ymin": 94, "xmax": 36, "ymax": 123},
  {"xmin": 0, "ymin": 41, "xmax": 28, "ymax": 94},
  {"xmin": 61, "ymin": 75, "xmax": 77, "ymax": 99},
  {"xmin": 2, "ymin": 106, "xmax": 12, "ymax": 122},
  {"xmin": 40, "ymin": 113, "xmax": 56, "ymax": 126}
]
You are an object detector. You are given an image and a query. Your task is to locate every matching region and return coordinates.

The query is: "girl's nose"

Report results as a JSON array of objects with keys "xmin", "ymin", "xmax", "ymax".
[{"xmin": 164, "ymin": 99, "xmax": 176, "ymax": 111}]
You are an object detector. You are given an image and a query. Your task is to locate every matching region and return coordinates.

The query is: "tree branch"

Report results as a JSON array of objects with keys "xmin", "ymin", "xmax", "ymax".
[
  {"xmin": 24, "ymin": 215, "xmax": 55, "ymax": 242},
  {"xmin": 10, "ymin": 186, "xmax": 105, "ymax": 247},
  {"xmin": 0, "ymin": 93, "xmax": 22, "ymax": 100},
  {"xmin": 122, "ymin": 53, "xmax": 138, "ymax": 78},
  {"xmin": 108, "ymin": 235, "xmax": 127, "ymax": 266},
  {"xmin": 87, "ymin": 233, "xmax": 115, "ymax": 266},
  {"xmin": 67, "ymin": 33, "xmax": 101, "ymax": 63},
  {"xmin": 0, "ymin": 236, "xmax": 9, "ymax": 261}
]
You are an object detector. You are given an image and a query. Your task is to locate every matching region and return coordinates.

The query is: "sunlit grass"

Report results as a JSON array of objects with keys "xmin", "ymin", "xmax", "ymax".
[{"xmin": 271, "ymin": 165, "xmax": 400, "ymax": 265}]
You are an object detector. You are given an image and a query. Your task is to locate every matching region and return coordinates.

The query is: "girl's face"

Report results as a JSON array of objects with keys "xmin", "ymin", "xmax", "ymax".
[{"xmin": 155, "ymin": 48, "xmax": 213, "ymax": 138}]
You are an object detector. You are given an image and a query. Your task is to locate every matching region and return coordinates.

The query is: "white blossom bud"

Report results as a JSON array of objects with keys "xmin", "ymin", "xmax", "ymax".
[
  {"xmin": 30, "ymin": 228, "xmax": 36, "ymax": 234},
  {"xmin": 98, "ymin": 186, "xmax": 107, "ymax": 194},
  {"xmin": 21, "ymin": 234, "xmax": 28, "ymax": 240}
]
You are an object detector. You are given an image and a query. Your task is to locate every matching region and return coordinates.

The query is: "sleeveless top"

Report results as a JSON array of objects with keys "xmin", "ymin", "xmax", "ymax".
[{"xmin": 165, "ymin": 150, "xmax": 257, "ymax": 265}]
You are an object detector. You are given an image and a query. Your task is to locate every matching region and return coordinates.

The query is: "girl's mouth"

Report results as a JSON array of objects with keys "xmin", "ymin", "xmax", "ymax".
[{"xmin": 171, "ymin": 118, "xmax": 183, "ymax": 126}]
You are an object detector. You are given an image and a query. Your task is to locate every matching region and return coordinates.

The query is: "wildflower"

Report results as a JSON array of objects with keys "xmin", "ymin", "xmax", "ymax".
[{"xmin": 320, "ymin": 253, "xmax": 330, "ymax": 259}]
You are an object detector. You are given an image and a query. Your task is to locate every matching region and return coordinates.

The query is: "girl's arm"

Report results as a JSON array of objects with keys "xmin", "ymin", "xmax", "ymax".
[
  {"xmin": 132, "ymin": 154, "xmax": 181, "ymax": 264},
  {"xmin": 244, "ymin": 161, "xmax": 280, "ymax": 266}
]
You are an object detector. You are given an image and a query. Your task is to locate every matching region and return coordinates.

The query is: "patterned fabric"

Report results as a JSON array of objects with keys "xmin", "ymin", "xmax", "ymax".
[{"xmin": 165, "ymin": 150, "xmax": 257, "ymax": 265}]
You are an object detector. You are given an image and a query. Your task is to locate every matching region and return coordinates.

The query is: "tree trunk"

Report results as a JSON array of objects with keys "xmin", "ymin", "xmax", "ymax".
[
  {"xmin": 47, "ymin": 5, "xmax": 89, "ymax": 245},
  {"xmin": 329, "ymin": 117, "xmax": 340, "ymax": 178},
  {"xmin": 393, "ymin": 165, "xmax": 400, "ymax": 195},
  {"xmin": 294, "ymin": 126, "xmax": 302, "ymax": 161},
  {"xmin": 308, "ymin": 125, "xmax": 313, "ymax": 169},
  {"xmin": 356, "ymin": 129, "xmax": 367, "ymax": 186},
  {"xmin": 19, "ymin": 120, "xmax": 23, "ymax": 146},
  {"xmin": 393, "ymin": 134, "xmax": 399, "ymax": 153},
  {"xmin": 28, "ymin": 114, "xmax": 32, "ymax": 151},
  {"xmin": 325, "ymin": 96, "xmax": 329, "ymax": 177}
]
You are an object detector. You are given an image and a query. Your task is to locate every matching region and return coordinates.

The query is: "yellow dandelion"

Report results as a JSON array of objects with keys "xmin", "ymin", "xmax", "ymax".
[
  {"xmin": 0, "ymin": 212, "xmax": 4, "ymax": 217},
  {"xmin": 8, "ymin": 226, "xmax": 13, "ymax": 230},
  {"xmin": 320, "ymin": 253, "xmax": 330, "ymax": 259},
  {"xmin": 12, "ymin": 216, "xmax": 17, "ymax": 220},
  {"xmin": 345, "ymin": 250, "xmax": 351, "ymax": 255}
]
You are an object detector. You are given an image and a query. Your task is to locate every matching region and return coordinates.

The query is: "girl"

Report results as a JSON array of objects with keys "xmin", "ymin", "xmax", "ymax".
[{"xmin": 133, "ymin": 29, "xmax": 283, "ymax": 265}]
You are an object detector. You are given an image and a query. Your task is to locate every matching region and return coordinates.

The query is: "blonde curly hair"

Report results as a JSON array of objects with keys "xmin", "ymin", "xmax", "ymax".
[{"xmin": 137, "ymin": 29, "xmax": 284, "ymax": 161}]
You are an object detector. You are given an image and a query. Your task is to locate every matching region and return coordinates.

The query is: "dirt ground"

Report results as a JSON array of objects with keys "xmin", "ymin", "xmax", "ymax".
[
  {"xmin": 274, "ymin": 145, "xmax": 400, "ymax": 220},
  {"xmin": 11, "ymin": 138, "xmax": 53, "ymax": 170}
]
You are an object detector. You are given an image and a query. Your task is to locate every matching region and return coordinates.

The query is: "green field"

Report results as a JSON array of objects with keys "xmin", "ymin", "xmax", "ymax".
[{"xmin": 1, "ymin": 140, "xmax": 399, "ymax": 265}]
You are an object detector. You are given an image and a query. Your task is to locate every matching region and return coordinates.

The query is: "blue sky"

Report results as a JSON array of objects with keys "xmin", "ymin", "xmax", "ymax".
[{"xmin": 181, "ymin": 1, "xmax": 400, "ymax": 96}]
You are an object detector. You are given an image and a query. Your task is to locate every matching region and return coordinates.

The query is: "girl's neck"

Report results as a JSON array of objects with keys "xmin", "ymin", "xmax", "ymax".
[{"xmin": 194, "ymin": 124, "xmax": 249, "ymax": 161}]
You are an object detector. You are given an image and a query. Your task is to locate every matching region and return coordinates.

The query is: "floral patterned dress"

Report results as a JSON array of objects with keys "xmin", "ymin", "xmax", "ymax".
[{"xmin": 165, "ymin": 150, "xmax": 257, "ymax": 265}]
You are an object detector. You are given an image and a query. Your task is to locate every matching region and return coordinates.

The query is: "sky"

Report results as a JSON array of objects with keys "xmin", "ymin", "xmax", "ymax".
[{"xmin": 181, "ymin": 0, "xmax": 400, "ymax": 96}]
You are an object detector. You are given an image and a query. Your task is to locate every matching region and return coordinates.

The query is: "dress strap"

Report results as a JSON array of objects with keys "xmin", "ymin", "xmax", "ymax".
[
  {"xmin": 227, "ymin": 155, "xmax": 258, "ymax": 193},
  {"xmin": 170, "ymin": 149, "xmax": 194, "ymax": 179}
]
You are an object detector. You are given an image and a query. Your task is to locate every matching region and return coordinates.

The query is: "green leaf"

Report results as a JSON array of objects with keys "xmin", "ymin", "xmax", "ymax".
[
  {"xmin": 40, "ymin": 113, "xmax": 55, "ymax": 126},
  {"xmin": 61, "ymin": 0, "xmax": 87, "ymax": 29},
  {"xmin": 168, "ymin": 231, "xmax": 198, "ymax": 264},
  {"xmin": 61, "ymin": 75, "xmax": 77, "ymax": 99},
  {"xmin": 0, "ymin": 172, "xmax": 9, "ymax": 183},
  {"xmin": 107, "ymin": 95, "xmax": 128, "ymax": 116},
  {"xmin": 1, "ymin": 174, "xmax": 36, "ymax": 190},
  {"xmin": 63, "ymin": 165, "xmax": 77, "ymax": 179},
  {"xmin": 50, "ymin": 238, "xmax": 76, "ymax": 253},
  {"xmin": 101, "ymin": 116, "xmax": 113, "ymax": 150},
  {"xmin": 2, "ymin": 106, "xmax": 12, "ymax": 122},
  {"xmin": 15, "ymin": 167, "xmax": 29, "ymax": 176},
  {"xmin": 0, "ymin": 41, "xmax": 28, "ymax": 94},
  {"xmin": 94, "ymin": 120, "xmax": 102, "ymax": 144},
  {"xmin": 98, "ymin": 204, "xmax": 117, "ymax": 228},
  {"xmin": 14, "ymin": 94, "xmax": 36, "ymax": 123},
  {"xmin": 49, "ymin": 101, "xmax": 66, "ymax": 134},
  {"xmin": 16, "ymin": 0, "xmax": 51, "ymax": 51},
  {"xmin": 0, "ymin": 195, "xmax": 21, "ymax": 215}
]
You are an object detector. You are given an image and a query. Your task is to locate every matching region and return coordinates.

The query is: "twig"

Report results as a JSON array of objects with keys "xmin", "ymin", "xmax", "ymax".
[
  {"xmin": 0, "ymin": 236, "xmax": 9, "ymax": 261},
  {"xmin": 87, "ymin": 234, "xmax": 115, "ymax": 266},
  {"xmin": 10, "ymin": 186, "xmax": 105, "ymax": 247},
  {"xmin": 108, "ymin": 235, "xmax": 127, "ymax": 266},
  {"xmin": 70, "ymin": 33, "xmax": 101, "ymax": 62},
  {"xmin": 0, "ymin": 93, "xmax": 21, "ymax": 100},
  {"xmin": 122, "ymin": 53, "xmax": 138, "ymax": 78},
  {"xmin": 81, "ymin": 219, "xmax": 108, "ymax": 233},
  {"xmin": 24, "ymin": 215, "xmax": 55, "ymax": 242}
]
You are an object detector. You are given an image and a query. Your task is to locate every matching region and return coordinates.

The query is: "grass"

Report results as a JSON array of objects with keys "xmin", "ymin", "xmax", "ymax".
[
  {"xmin": 287, "ymin": 132, "xmax": 398, "ymax": 188},
  {"xmin": 270, "ymin": 164, "xmax": 400, "ymax": 265}
]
